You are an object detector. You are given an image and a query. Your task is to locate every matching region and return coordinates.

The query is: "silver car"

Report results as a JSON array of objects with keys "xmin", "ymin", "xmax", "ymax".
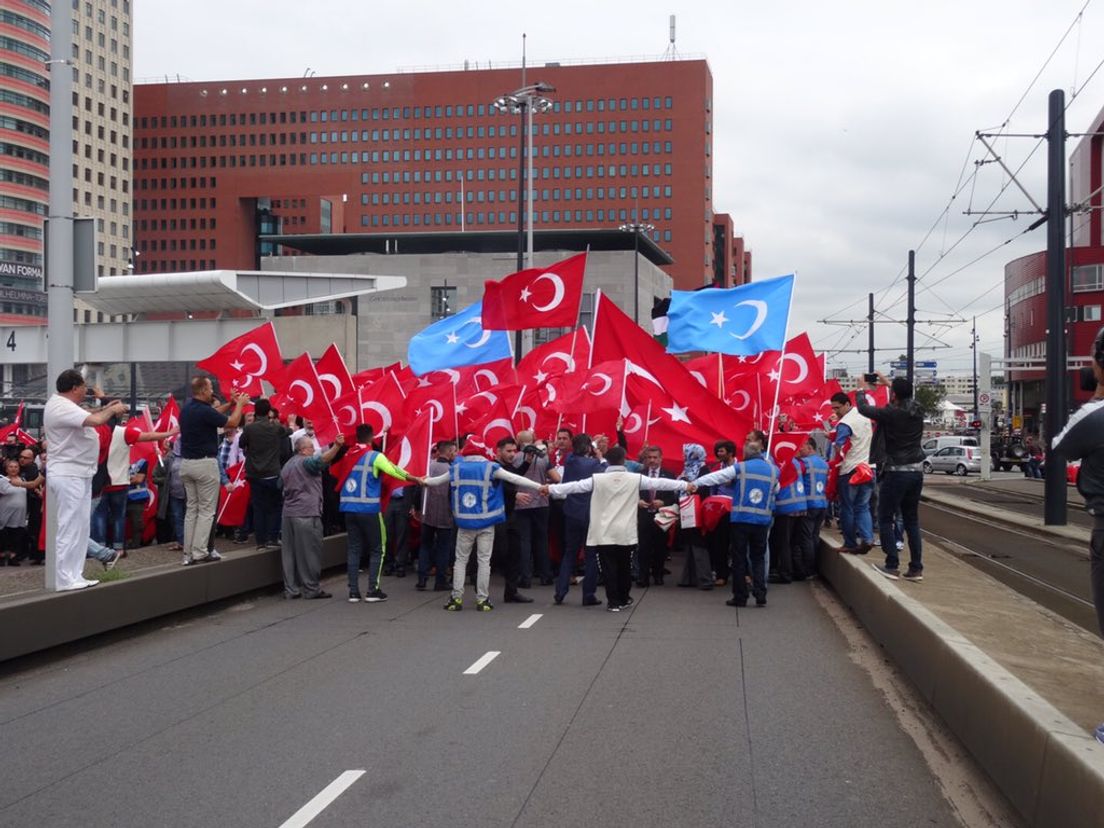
[{"xmin": 922, "ymin": 445, "xmax": 982, "ymax": 476}]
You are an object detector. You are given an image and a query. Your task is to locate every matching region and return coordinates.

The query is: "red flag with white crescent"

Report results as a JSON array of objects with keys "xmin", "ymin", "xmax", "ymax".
[
  {"xmin": 482, "ymin": 252, "xmax": 587, "ymax": 330},
  {"xmin": 195, "ymin": 321, "xmax": 283, "ymax": 395}
]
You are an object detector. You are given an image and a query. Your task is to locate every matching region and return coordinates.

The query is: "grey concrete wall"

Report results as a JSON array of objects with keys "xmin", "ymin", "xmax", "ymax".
[{"xmin": 264, "ymin": 249, "xmax": 670, "ymax": 370}]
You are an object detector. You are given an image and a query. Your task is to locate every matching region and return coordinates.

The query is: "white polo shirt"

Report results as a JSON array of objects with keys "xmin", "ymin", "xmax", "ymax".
[{"xmin": 43, "ymin": 394, "xmax": 99, "ymax": 478}]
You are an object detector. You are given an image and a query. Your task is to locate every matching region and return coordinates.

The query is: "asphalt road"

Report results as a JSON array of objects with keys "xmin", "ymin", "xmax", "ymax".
[{"xmin": 0, "ymin": 573, "xmax": 962, "ymax": 827}]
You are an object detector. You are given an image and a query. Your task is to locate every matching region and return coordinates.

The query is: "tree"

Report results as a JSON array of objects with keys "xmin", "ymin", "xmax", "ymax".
[{"xmin": 913, "ymin": 383, "xmax": 945, "ymax": 419}]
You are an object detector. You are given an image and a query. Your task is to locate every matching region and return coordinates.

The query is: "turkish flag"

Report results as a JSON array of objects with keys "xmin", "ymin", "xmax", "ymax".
[
  {"xmin": 770, "ymin": 432, "xmax": 809, "ymax": 489},
  {"xmin": 516, "ymin": 328, "xmax": 590, "ymax": 388},
  {"xmin": 129, "ymin": 409, "xmax": 162, "ymax": 544},
  {"xmin": 701, "ymin": 495, "xmax": 733, "ymax": 533},
  {"xmin": 278, "ymin": 353, "xmax": 339, "ymax": 444},
  {"xmin": 153, "ymin": 395, "xmax": 180, "ymax": 434},
  {"xmin": 759, "ymin": 333, "xmax": 824, "ymax": 401},
  {"xmin": 457, "ymin": 383, "xmax": 523, "ymax": 435},
  {"xmin": 196, "ymin": 321, "xmax": 283, "ymax": 396},
  {"xmin": 482, "ymin": 252, "xmax": 587, "ymax": 330},
  {"xmin": 592, "ymin": 291, "xmax": 752, "ymax": 444},
  {"xmin": 0, "ymin": 401, "xmax": 36, "ymax": 446},
  {"xmin": 624, "ymin": 375, "xmax": 737, "ymax": 472},
  {"xmin": 512, "ymin": 384, "xmax": 556, "ymax": 438},
  {"xmin": 352, "ymin": 372, "xmax": 406, "ymax": 438},
  {"xmin": 217, "ymin": 462, "xmax": 251, "ymax": 527},
  {"xmin": 454, "ymin": 357, "xmax": 517, "ymax": 399},
  {"xmin": 404, "ymin": 379, "xmax": 458, "ymax": 442},
  {"xmin": 385, "ymin": 408, "xmax": 433, "ymax": 482},
  {"xmin": 552, "ymin": 359, "xmax": 627, "ymax": 414},
  {"xmin": 859, "ymin": 386, "xmax": 892, "ymax": 408},
  {"xmin": 465, "ymin": 396, "xmax": 517, "ymax": 448},
  {"xmin": 316, "ymin": 343, "xmax": 355, "ymax": 400},
  {"xmin": 682, "ymin": 354, "xmax": 725, "ymax": 398},
  {"xmin": 330, "ymin": 441, "xmax": 373, "ymax": 492}
]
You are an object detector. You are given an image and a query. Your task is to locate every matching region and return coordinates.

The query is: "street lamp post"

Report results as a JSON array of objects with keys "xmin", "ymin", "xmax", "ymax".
[
  {"xmin": 619, "ymin": 222, "xmax": 655, "ymax": 325},
  {"xmin": 492, "ymin": 83, "xmax": 554, "ymax": 357}
]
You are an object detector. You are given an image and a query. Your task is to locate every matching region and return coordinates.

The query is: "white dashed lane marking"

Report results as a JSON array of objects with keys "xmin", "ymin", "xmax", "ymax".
[
  {"xmin": 518, "ymin": 613, "xmax": 543, "ymax": 629},
  {"xmin": 279, "ymin": 769, "xmax": 365, "ymax": 828},
  {"xmin": 463, "ymin": 651, "xmax": 501, "ymax": 675}
]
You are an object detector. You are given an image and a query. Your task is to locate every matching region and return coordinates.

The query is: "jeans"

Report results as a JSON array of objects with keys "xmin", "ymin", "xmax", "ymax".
[
  {"xmin": 85, "ymin": 536, "xmax": 116, "ymax": 562},
  {"xmin": 879, "ymin": 471, "xmax": 923, "ymax": 572},
  {"xmin": 838, "ymin": 472, "xmax": 874, "ymax": 549},
  {"xmin": 556, "ymin": 515, "xmax": 597, "ymax": 601},
  {"xmin": 730, "ymin": 521, "xmax": 770, "ymax": 603},
  {"xmin": 91, "ymin": 488, "xmax": 128, "ymax": 550},
  {"xmin": 514, "ymin": 506, "xmax": 549, "ymax": 582},
  {"xmin": 170, "ymin": 496, "xmax": 186, "ymax": 545},
  {"xmin": 418, "ymin": 523, "xmax": 453, "ymax": 586},
  {"xmin": 248, "ymin": 476, "xmax": 282, "ymax": 547},
  {"xmin": 345, "ymin": 511, "xmax": 384, "ymax": 594}
]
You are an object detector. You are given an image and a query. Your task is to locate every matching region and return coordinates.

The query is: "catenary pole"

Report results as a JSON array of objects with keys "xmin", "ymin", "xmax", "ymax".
[{"xmin": 1044, "ymin": 89, "xmax": 1067, "ymax": 525}]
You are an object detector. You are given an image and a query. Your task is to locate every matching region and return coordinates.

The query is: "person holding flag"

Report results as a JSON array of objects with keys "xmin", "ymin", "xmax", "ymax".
[
  {"xmin": 794, "ymin": 437, "xmax": 829, "ymax": 580},
  {"xmin": 337, "ymin": 423, "xmax": 422, "ymax": 603},
  {"xmin": 279, "ymin": 432, "xmax": 345, "ymax": 600},
  {"xmin": 693, "ymin": 430, "xmax": 779, "ymax": 608}
]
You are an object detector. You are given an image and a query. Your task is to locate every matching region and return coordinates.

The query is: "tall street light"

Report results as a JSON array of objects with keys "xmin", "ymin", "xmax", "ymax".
[
  {"xmin": 619, "ymin": 222, "xmax": 655, "ymax": 325},
  {"xmin": 492, "ymin": 82, "xmax": 554, "ymax": 358}
]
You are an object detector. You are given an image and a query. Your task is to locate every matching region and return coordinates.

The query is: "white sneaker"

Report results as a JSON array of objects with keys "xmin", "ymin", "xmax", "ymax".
[{"xmin": 207, "ymin": 550, "xmax": 223, "ymax": 561}]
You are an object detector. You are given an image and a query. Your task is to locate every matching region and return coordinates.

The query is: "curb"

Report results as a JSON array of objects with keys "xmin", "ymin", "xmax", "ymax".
[
  {"xmin": 817, "ymin": 538, "xmax": 1104, "ymax": 828},
  {"xmin": 921, "ymin": 488, "xmax": 1091, "ymax": 546},
  {"xmin": 0, "ymin": 534, "xmax": 348, "ymax": 664}
]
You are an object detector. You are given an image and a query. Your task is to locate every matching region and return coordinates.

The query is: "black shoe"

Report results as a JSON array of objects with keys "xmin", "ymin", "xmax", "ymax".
[
  {"xmin": 416, "ymin": 579, "xmax": 427, "ymax": 591},
  {"xmin": 582, "ymin": 596, "xmax": 601, "ymax": 606},
  {"xmin": 606, "ymin": 605, "xmax": 621, "ymax": 612},
  {"xmin": 554, "ymin": 594, "xmax": 565, "ymax": 605},
  {"xmin": 348, "ymin": 592, "xmax": 362, "ymax": 603},
  {"xmin": 364, "ymin": 589, "xmax": 389, "ymax": 602},
  {"xmin": 305, "ymin": 590, "xmax": 332, "ymax": 600},
  {"xmin": 755, "ymin": 595, "xmax": 767, "ymax": 607},
  {"xmin": 433, "ymin": 582, "xmax": 450, "ymax": 591},
  {"xmin": 504, "ymin": 593, "xmax": 534, "ymax": 603},
  {"xmin": 726, "ymin": 597, "xmax": 747, "ymax": 607},
  {"xmin": 619, "ymin": 597, "xmax": 634, "ymax": 609}
]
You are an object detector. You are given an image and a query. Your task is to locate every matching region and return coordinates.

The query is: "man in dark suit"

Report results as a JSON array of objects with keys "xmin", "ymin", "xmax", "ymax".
[{"xmin": 636, "ymin": 445, "xmax": 677, "ymax": 586}]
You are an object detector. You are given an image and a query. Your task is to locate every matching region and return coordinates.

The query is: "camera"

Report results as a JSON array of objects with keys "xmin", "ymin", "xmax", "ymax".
[
  {"xmin": 863, "ymin": 373, "xmax": 878, "ymax": 384},
  {"xmin": 522, "ymin": 444, "xmax": 545, "ymax": 458},
  {"xmin": 1079, "ymin": 366, "xmax": 1098, "ymax": 392}
]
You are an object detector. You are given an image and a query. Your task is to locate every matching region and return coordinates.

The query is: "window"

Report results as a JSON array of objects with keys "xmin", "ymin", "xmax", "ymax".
[
  {"xmin": 430, "ymin": 285, "xmax": 456, "ymax": 320},
  {"xmin": 1084, "ymin": 305, "xmax": 1102, "ymax": 322},
  {"xmin": 1072, "ymin": 265, "xmax": 1103, "ymax": 293}
]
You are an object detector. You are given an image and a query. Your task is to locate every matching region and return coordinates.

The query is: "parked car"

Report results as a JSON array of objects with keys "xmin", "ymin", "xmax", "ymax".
[
  {"xmin": 990, "ymin": 437, "xmax": 1028, "ymax": 472},
  {"xmin": 922, "ymin": 435, "xmax": 979, "ymax": 457},
  {"xmin": 923, "ymin": 445, "xmax": 983, "ymax": 476}
]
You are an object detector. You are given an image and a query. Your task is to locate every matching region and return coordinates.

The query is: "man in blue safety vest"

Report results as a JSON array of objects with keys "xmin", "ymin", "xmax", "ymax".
[
  {"xmin": 423, "ymin": 437, "xmax": 543, "ymax": 612},
  {"xmin": 794, "ymin": 437, "xmax": 829, "ymax": 580},
  {"xmin": 693, "ymin": 429, "xmax": 779, "ymax": 608},
  {"xmin": 769, "ymin": 452, "xmax": 806, "ymax": 585}
]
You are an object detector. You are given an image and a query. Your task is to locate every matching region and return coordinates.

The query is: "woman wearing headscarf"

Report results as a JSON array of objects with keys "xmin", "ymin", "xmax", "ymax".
[{"xmin": 677, "ymin": 443, "xmax": 714, "ymax": 590}]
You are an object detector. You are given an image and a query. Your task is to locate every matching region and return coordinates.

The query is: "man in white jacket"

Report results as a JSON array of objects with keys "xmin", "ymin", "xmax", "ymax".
[{"xmin": 542, "ymin": 446, "xmax": 693, "ymax": 612}]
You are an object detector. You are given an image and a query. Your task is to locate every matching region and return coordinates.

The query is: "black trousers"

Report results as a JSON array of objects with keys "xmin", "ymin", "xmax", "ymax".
[
  {"xmin": 494, "ymin": 516, "xmax": 523, "ymax": 598},
  {"xmin": 730, "ymin": 522, "xmax": 770, "ymax": 602},
  {"xmin": 792, "ymin": 509, "xmax": 825, "ymax": 579},
  {"xmin": 637, "ymin": 513, "xmax": 667, "ymax": 583},
  {"xmin": 708, "ymin": 520, "xmax": 730, "ymax": 582},
  {"xmin": 597, "ymin": 544, "xmax": 634, "ymax": 608},
  {"xmin": 769, "ymin": 514, "xmax": 799, "ymax": 580}
]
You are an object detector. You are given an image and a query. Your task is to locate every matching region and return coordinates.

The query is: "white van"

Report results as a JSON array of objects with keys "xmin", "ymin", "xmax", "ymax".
[{"xmin": 921, "ymin": 435, "xmax": 979, "ymax": 457}]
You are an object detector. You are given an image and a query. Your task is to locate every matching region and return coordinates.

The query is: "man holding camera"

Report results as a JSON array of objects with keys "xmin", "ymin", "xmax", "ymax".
[
  {"xmin": 856, "ymin": 373, "xmax": 926, "ymax": 581},
  {"xmin": 512, "ymin": 430, "xmax": 559, "ymax": 587}
]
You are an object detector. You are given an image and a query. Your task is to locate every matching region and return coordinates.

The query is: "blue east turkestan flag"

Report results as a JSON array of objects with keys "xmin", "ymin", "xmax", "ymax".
[
  {"xmin": 407, "ymin": 300, "xmax": 513, "ymax": 375},
  {"xmin": 665, "ymin": 274, "xmax": 795, "ymax": 356}
]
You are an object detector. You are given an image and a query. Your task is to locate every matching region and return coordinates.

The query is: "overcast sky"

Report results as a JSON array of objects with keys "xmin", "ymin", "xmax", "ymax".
[{"xmin": 135, "ymin": 0, "xmax": 1104, "ymax": 376}]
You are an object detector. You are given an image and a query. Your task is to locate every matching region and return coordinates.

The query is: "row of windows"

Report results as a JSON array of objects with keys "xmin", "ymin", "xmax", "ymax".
[
  {"xmin": 136, "ymin": 197, "xmax": 217, "ymax": 211},
  {"xmin": 0, "ymin": 141, "xmax": 47, "ymax": 166},
  {"xmin": 0, "ymin": 60, "xmax": 47, "ymax": 89},
  {"xmin": 0, "ymin": 221, "xmax": 41, "ymax": 239},
  {"xmin": 361, "ymin": 188, "xmax": 674, "ymax": 209},
  {"xmin": 136, "ymin": 259, "xmax": 217, "ymax": 273},
  {"xmin": 355, "ymin": 210, "xmax": 674, "ymax": 238},
  {"xmin": 74, "ymin": 0, "xmax": 131, "ymax": 24},
  {"xmin": 0, "ymin": 248, "xmax": 41, "ymax": 266},
  {"xmin": 0, "ymin": 87, "xmax": 47, "ymax": 116},
  {"xmin": 139, "ymin": 119, "xmax": 672, "ymax": 152},
  {"xmin": 0, "ymin": 9, "xmax": 49, "ymax": 38},
  {"xmin": 77, "ymin": 141, "xmax": 129, "ymax": 173},
  {"xmin": 0, "ymin": 113, "xmax": 47, "ymax": 138},
  {"xmin": 137, "ymin": 218, "xmax": 216, "ymax": 232},
  {"xmin": 136, "ymin": 237, "xmax": 216, "ymax": 252},
  {"xmin": 137, "ymin": 96, "xmax": 676, "ymax": 131},
  {"xmin": 73, "ymin": 118, "xmax": 128, "ymax": 152},
  {"xmin": 0, "ymin": 167, "xmax": 47, "ymax": 190},
  {"xmin": 74, "ymin": 93, "xmax": 129, "ymax": 126},
  {"xmin": 0, "ymin": 34, "xmax": 48, "ymax": 62},
  {"xmin": 77, "ymin": 71, "xmax": 129, "ymax": 103},
  {"xmin": 0, "ymin": 193, "xmax": 45, "ymax": 214}
]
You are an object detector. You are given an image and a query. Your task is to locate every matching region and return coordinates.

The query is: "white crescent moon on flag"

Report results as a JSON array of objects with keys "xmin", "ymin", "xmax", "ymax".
[
  {"xmin": 587, "ymin": 373, "xmax": 613, "ymax": 396},
  {"xmin": 781, "ymin": 354, "xmax": 808, "ymax": 385},
  {"xmin": 397, "ymin": 437, "xmax": 412, "ymax": 469},
  {"xmin": 544, "ymin": 384, "xmax": 557, "ymax": 404},
  {"xmin": 240, "ymin": 343, "xmax": 269, "ymax": 378},
  {"xmin": 288, "ymin": 379, "xmax": 315, "ymax": 407},
  {"xmin": 318, "ymin": 372, "xmax": 343, "ymax": 398},
  {"xmin": 541, "ymin": 351, "xmax": 575, "ymax": 372},
  {"xmin": 775, "ymin": 441, "xmax": 797, "ymax": 456},
  {"xmin": 689, "ymin": 371, "xmax": 707, "ymax": 388},
  {"xmin": 623, "ymin": 412, "xmax": 643, "ymax": 434},
  {"xmin": 482, "ymin": 417, "xmax": 514, "ymax": 440},
  {"xmin": 531, "ymin": 273, "xmax": 565, "ymax": 312},
  {"xmin": 472, "ymin": 390, "xmax": 498, "ymax": 406},
  {"xmin": 337, "ymin": 404, "xmax": 358, "ymax": 427},
  {"xmin": 516, "ymin": 406, "xmax": 537, "ymax": 430},
  {"xmin": 625, "ymin": 360, "xmax": 660, "ymax": 387},
  {"xmin": 424, "ymin": 399, "xmax": 444, "ymax": 423},
  {"xmin": 730, "ymin": 390, "xmax": 751, "ymax": 412},
  {"xmin": 474, "ymin": 369, "xmax": 499, "ymax": 389},
  {"xmin": 361, "ymin": 400, "xmax": 393, "ymax": 432},
  {"xmin": 729, "ymin": 300, "xmax": 768, "ymax": 341},
  {"xmin": 463, "ymin": 316, "xmax": 493, "ymax": 349}
]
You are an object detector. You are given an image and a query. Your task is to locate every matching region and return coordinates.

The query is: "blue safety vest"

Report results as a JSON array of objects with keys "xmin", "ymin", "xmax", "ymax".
[
  {"xmin": 773, "ymin": 459, "xmax": 807, "ymax": 515},
  {"xmin": 803, "ymin": 455, "xmax": 829, "ymax": 510},
  {"xmin": 450, "ymin": 457, "xmax": 506, "ymax": 529},
  {"xmin": 339, "ymin": 450, "xmax": 383, "ymax": 514},
  {"xmin": 730, "ymin": 456, "xmax": 779, "ymax": 526}
]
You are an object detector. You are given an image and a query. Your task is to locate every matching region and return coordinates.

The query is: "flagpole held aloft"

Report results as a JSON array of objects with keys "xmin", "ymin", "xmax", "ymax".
[{"xmin": 766, "ymin": 272, "xmax": 797, "ymax": 452}]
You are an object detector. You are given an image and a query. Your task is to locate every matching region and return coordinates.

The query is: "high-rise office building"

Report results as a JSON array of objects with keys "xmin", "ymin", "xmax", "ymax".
[
  {"xmin": 133, "ymin": 58, "xmax": 735, "ymax": 292},
  {"xmin": 0, "ymin": 0, "xmax": 132, "ymax": 324}
]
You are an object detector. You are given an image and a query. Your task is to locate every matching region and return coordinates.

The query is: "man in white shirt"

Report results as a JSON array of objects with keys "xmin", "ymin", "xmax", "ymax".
[
  {"xmin": 43, "ymin": 369, "xmax": 128, "ymax": 591},
  {"xmin": 543, "ymin": 446, "xmax": 693, "ymax": 611}
]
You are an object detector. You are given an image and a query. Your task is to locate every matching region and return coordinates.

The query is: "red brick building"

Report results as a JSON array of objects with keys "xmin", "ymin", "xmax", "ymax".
[
  {"xmin": 1005, "ymin": 101, "xmax": 1104, "ymax": 431},
  {"xmin": 133, "ymin": 58, "xmax": 726, "ymax": 290}
]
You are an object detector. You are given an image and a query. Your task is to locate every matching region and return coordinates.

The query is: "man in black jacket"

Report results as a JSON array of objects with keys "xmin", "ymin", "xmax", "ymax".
[
  {"xmin": 239, "ymin": 398, "xmax": 291, "ymax": 551},
  {"xmin": 857, "ymin": 375, "xmax": 926, "ymax": 581},
  {"xmin": 636, "ymin": 445, "xmax": 677, "ymax": 587},
  {"xmin": 1052, "ymin": 326, "xmax": 1104, "ymax": 639}
]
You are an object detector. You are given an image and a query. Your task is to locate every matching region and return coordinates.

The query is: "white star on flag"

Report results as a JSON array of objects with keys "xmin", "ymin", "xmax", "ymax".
[
  {"xmin": 230, "ymin": 359, "xmax": 244, "ymax": 372},
  {"xmin": 445, "ymin": 332, "xmax": 459, "ymax": 345},
  {"xmin": 813, "ymin": 412, "xmax": 824, "ymax": 422},
  {"xmin": 661, "ymin": 403, "xmax": 691, "ymax": 423},
  {"xmin": 709, "ymin": 311, "xmax": 728, "ymax": 328},
  {"xmin": 520, "ymin": 286, "xmax": 532, "ymax": 302},
  {"xmin": 533, "ymin": 369, "xmax": 549, "ymax": 384},
  {"xmin": 768, "ymin": 368, "xmax": 781, "ymax": 382},
  {"xmin": 455, "ymin": 401, "xmax": 468, "ymax": 414}
]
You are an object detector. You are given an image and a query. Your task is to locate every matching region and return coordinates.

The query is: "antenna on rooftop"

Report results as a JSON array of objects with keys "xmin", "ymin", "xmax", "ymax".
[{"xmin": 663, "ymin": 15, "xmax": 680, "ymax": 60}]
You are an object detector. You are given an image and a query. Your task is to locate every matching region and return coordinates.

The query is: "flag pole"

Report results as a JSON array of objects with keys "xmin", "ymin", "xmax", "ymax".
[
  {"xmin": 766, "ymin": 273, "xmax": 797, "ymax": 452},
  {"xmin": 643, "ymin": 399, "xmax": 652, "ymax": 445},
  {"xmin": 216, "ymin": 462, "xmax": 246, "ymax": 525}
]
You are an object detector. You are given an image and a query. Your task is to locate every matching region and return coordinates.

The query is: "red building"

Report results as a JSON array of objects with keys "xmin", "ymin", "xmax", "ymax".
[
  {"xmin": 133, "ymin": 59, "xmax": 724, "ymax": 291},
  {"xmin": 1005, "ymin": 101, "xmax": 1104, "ymax": 432}
]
